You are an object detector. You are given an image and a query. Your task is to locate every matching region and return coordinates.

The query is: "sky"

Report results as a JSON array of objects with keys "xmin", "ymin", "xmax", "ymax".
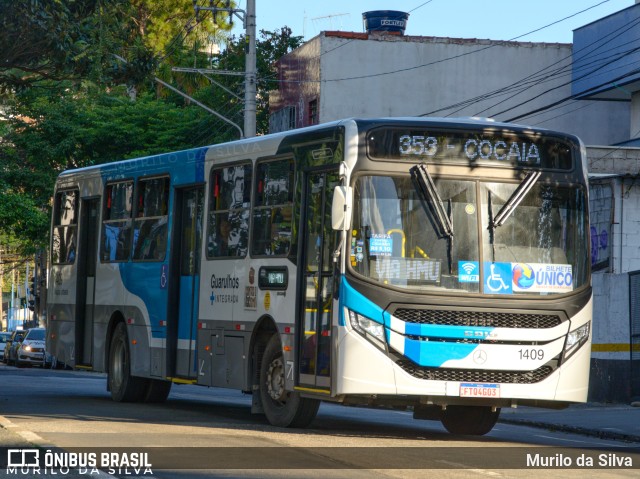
[{"xmin": 230, "ymin": 0, "xmax": 635, "ymax": 44}]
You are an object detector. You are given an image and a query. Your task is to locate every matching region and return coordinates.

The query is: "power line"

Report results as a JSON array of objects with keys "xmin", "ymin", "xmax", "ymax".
[
  {"xmin": 436, "ymin": 32, "xmax": 640, "ymax": 121},
  {"xmin": 312, "ymin": 0, "xmax": 615, "ymax": 84},
  {"xmin": 468, "ymin": 15, "xmax": 640, "ymax": 118},
  {"xmin": 422, "ymin": 13, "xmax": 640, "ymax": 118},
  {"xmin": 527, "ymin": 101, "xmax": 595, "ymax": 126},
  {"xmin": 506, "ymin": 64, "xmax": 640, "ymax": 122}
]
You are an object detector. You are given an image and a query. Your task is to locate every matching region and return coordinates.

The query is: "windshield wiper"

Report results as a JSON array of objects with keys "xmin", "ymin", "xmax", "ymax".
[
  {"xmin": 491, "ymin": 170, "xmax": 541, "ymax": 228},
  {"xmin": 411, "ymin": 163, "xmax": 454, "ymax": 238}
]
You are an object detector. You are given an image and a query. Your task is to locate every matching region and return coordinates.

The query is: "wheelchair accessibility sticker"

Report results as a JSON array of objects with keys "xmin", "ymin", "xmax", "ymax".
[{"xmin": 483, "ymin": 262, "xmax": 512, "ymax": 294}]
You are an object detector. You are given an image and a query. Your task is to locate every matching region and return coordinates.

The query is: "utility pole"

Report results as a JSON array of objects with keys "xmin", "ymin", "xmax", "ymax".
[
  {"xmin": 244, "ymin": 0, "xmax": 257, "ymax": 138},
  {"xmin": 194, "ymin": 0, "xmax": 257, "ymax": 137},
  {"xmin": 0, "ymin": 245, "xmax": 3, "ymax": 331}
]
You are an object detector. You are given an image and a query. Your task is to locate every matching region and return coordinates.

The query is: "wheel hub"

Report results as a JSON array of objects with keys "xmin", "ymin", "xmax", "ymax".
[{"xmin": 266, "ymin": 357, "xmax": 285, "ymax": 402}]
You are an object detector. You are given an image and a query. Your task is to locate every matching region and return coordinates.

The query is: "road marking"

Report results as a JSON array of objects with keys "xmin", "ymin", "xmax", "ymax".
[
  {"xmin": 1, "ymin": 415, "xmax": 118, "ymax": 478},
  {"xmin": 436, "ymin": 460, "xmax": 502, "ymax": 476},
  {"xmin": 0, "ymin": 415, "xmax": 49, "ymax": 446},
  {"xmin": 534, "ymin": 434, "xmax": 585, "ymax": 444}
]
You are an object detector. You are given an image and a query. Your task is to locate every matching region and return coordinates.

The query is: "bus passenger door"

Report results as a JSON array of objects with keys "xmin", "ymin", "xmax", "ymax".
[
  {"xmin": 298, "ymin": 169, "xmax": 340, "ymax": 390},
  {"xmin": 167, "ymin": 186, "xmax": 204, "ymax": 379},
  {"xmin": 76, "ymin": 197, "xmax": 100, "ymax": 366}
]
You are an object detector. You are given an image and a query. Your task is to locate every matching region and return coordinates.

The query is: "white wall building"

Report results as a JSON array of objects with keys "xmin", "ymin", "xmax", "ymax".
[
  {"xmin": 588, "ymin": 147, "xmax": 640, "ymax": 402},
  {"xmin": 270, "ymin": 28, "xmax": 628, "ymax": 146}
]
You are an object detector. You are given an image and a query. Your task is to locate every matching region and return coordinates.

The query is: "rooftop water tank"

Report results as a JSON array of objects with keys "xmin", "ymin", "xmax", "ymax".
[{"xmin": 362, "ymin": 10, "xmax": 409, "ymax": 35}]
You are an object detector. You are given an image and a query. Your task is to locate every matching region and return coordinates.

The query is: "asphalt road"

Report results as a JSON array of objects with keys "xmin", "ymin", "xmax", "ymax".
[{"xmin": 0, "ymin": 365, "xmax": 638, "ymax": 478}]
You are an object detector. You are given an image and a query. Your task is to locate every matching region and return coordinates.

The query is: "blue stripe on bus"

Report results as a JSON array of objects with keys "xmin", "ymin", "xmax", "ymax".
[
  {"xmin": 120, "ymin": 263, "xmax": 169, "ymax": 337},
  {"xmin": 99, "ymin": 146, "xmax": 207, "ymax": 339},
  {"xmin": 404, "ymin": 323, "xmax": 496, "ymax": 340},
  {"xmin": 338, "ymin": 276, "xmax": 390, "ymax": 327},
  {"xmin": 404, "ymin": 338, "xmax": 478, "ymax": 367},
  {"xmin": 178, "ymin": 275, "xmax": 200, "ymax": 341},
  {"xmin": 337, "ymin": 277, "xmax": 490, "ymax": 366}
]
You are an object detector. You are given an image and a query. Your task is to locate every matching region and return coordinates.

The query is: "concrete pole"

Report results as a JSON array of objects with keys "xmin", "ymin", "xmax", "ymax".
[
  {"xmin": 244, "ymin": 0, "xmax": 257, "ymax": 137},
  {"xmin": 0, "ymin": 246, "xmax": 3, "ymax": 331}
]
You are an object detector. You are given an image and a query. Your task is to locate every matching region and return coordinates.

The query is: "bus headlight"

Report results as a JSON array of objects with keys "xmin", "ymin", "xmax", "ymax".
[
  {"xmin": 348, "ymin": 310, "xmax": 386, "ymax": 349},
  {"xmin": 563, "ymin": 321, "xmax": 590, "ymax": 360}
]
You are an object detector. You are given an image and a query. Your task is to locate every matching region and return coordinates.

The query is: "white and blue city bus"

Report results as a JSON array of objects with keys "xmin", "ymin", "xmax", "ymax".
[{"xmin": 47, "ymin": 117, "xmax": 591, "ymax": 435}]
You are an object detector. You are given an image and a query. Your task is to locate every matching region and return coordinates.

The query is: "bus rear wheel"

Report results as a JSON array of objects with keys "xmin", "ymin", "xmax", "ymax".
[
  {"xmin": 440, "ymin": 405, "xmax": 500, "ymax": 435},
  {"xmin": 259, "ymin": 335, "xmax": 320, "ymax": 428},
  {"xmin": 108, "ymin": 322, "xmax": 148, "ymax": 402}
]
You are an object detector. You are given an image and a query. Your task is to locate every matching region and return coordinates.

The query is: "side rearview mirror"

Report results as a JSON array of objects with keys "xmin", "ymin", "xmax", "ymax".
[{"xmin": 331, "ymin": 185, "xmax": 352, "ymax": 231}]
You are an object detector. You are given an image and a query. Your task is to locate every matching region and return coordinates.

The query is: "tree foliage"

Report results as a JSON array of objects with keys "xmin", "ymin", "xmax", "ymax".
[
  {"xmin": 0, "ymin": 1, "xmax": 303, "ymax": 256},
  {"xmin": 1, "ymin": 85, "xmax": 225, "ymax": 252}
]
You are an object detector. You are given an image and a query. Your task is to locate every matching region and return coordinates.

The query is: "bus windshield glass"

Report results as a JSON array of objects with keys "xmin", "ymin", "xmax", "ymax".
[{"xmin": 350, "ymin": 175, "xmax": 588, "ymax": 295}]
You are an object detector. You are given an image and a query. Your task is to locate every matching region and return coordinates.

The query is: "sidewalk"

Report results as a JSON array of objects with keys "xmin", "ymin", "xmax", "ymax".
[{"xmin": 499, "ymin": 401, "xmax": 640, "ymax": 443}]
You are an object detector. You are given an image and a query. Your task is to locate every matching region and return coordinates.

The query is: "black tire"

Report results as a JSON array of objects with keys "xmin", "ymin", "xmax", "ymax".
[
  {"xmin": 108, "ymin": 323, "xmax": 148, "ymax": 402},
  {"xmin": 144, "ymin": 379, "xmax": 172, "ymax": 403},
  {"xmin": 51, "ymin": 356, "xmax": 65, "ymax": 370},
  {"xmin": 440, "ymin": 405, "xmax": 501, "ymax": 435},
  {"xmin": 259, "ymin": 335, "xmax": 320, "ymax": 428}
]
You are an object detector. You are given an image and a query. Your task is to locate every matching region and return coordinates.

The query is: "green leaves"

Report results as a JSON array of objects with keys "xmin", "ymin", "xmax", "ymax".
[{"xmin": 0, "ymin": 2, "xmax": 303, "ymax": 256}]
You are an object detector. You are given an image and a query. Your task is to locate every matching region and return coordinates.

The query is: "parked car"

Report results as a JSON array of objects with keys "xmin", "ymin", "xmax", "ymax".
[
  {"xmin": 0, "ymin": 331, "xmax": 11, "ymax": 361},
  {"xmin": 16, "ymin": 327, "xmax": 46, "ymax": 367},
  {"xmin": 4, "ymin": 329, "xmax": 26, "ymax": 366}
]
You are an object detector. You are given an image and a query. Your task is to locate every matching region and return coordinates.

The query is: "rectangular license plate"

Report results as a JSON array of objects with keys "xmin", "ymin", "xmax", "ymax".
[{"xmin": 459, "ymin": 382, "xmax": 500, "ymax": 398}]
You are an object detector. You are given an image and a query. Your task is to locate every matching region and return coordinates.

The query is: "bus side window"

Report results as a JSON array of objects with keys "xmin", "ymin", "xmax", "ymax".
[
  {"xmin": 101, "ymin": 180, "xmax": 133, "ymax": 262},
  {"xmin": 206, "ymin": 164, "xmax": 252, "ymax": 259},
  {"xmin": 251, "ymin": 158, "xmax": 294, "ymax": 257},
  {"xmin": 132, "ymin": 177, "xmax": 169, "ymax": 261}
]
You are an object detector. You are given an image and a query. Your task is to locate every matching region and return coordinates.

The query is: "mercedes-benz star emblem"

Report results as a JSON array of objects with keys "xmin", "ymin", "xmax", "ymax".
[{"xmin": 473, "ymin": 349, "xmax": 487, "ymax": 365}]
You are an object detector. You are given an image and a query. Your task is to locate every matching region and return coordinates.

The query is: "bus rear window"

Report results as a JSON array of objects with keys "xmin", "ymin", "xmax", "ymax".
[{"xmin": 51, "ymin": 189, "xmax": 78, "ymax": 265}]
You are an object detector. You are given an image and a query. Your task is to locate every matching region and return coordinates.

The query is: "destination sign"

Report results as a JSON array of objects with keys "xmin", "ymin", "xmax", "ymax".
[
  {"xmin": 258, "ymin": 266, "xmax": 288, "ymax": 290},
  {"xmin": 367, "ymin": 128, "xmax": 574, "ymax": 170}
]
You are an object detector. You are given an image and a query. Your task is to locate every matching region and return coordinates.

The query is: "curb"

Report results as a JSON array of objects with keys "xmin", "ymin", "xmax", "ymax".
[{"xmin": 499, "ymin": 417, "xmax": 640, "ymax": 444}]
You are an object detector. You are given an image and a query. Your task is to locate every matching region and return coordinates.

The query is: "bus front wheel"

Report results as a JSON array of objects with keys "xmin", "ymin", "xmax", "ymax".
[
  {"xmin": 259, "ymin": 335, "xmax": 320, "ymax": 428},
  {"xmin": 440, "ymin": 405, "xmax": 500, "ymax": 435},
  {"xmin": 108, "ymin": 323, "xmax": 148, "ymax": 402}
]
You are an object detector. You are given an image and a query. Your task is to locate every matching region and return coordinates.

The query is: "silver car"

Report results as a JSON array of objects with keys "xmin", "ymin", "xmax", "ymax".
[
  {"xmin": 4, "ymin": 329, "xmax": 26, "ymax": 365},
  {"xmin": 16, "ymin": 328, "xmax": 46, "ymax": 367},
  {"xmin": 0, "ymin": 332, "xmax": 10, "ymax": 361}
]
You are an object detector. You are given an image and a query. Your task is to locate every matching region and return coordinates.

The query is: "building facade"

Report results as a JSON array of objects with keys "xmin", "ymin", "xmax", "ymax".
[
  {"xmin": 573, "ymin": 2, "xmax": 640, "ymax": 402},
  {"xmin": 587, "ymin": 147, "xmax": 640, "ymax": 402},
  {"xmin": 270, "ymin": 29, "xmax": 628, "ymax": 146}
]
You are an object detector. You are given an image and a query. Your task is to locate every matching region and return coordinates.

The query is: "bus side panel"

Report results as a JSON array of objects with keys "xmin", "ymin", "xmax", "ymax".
[
  {"xmin": 91, "ymin": 263, "xmax": 127, "ymax": 371},
  {"xmin": 48, "ymin": 265, "xmax": 78, "ymax": 367},
  {"xmin": 554, "ymin": 298, "xmax": 592, "ymax": 402},
  {"xmin": 122, "ymin": 262, "xmax": 170, "ymax": 378},
  {"xmin": 198, "ymin": 258, "xmax": 246, "ymax": 389},
  {"xmin": 91, "ymin": 313, "xmax": 109, "ymax": 371},
  {"xmin": 48, "ymin": 315, "xmax": 75, "ymax": 367},
  {"xmin": 336, "ymin": 318, "xmax": 399, "ymax": 395}
]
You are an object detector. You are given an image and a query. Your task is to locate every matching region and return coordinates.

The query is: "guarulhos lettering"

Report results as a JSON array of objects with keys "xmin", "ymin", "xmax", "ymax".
[{"xmin": 211, "ymin": 274, "xmax": 240, "ymax": 289}]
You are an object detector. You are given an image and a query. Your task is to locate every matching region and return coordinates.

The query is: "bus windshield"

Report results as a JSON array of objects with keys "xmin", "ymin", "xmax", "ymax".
[{"xmin": 350, "ymin": 174, "xmax": 588, "ymax": 295}]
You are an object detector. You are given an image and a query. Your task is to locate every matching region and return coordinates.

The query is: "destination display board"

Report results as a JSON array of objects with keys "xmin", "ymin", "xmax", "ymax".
[{"xmin": 367, "ymin": 127, "xmax": 574, "ymax": 170}]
